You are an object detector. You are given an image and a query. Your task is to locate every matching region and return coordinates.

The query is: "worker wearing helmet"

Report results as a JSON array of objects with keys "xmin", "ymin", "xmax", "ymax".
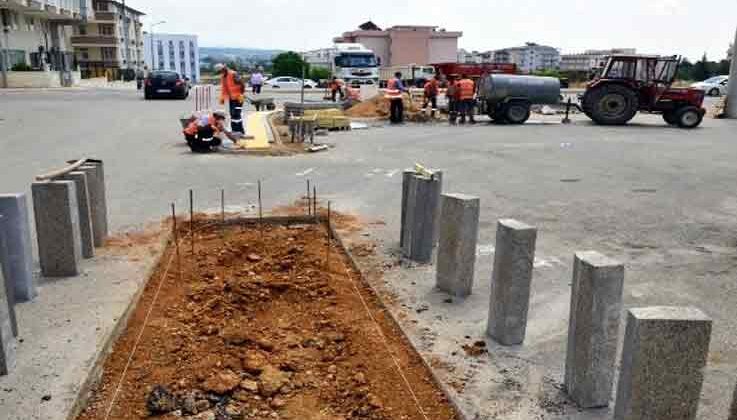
[
  {"xmin": 457, "ymin": 74, "xmax": 477, "ymax": 124},
  {"xmin": 183, "ymin": 111, "xmax": 228, "ymax": 153},
  {"xmin": 217, "ymin": 63, "xmax": 246, "ymax": 134}
]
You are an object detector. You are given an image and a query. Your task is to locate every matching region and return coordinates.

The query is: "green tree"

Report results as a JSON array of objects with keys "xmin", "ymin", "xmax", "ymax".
[
  {"xmin": 272, "ymin": 51, "xmax": 309, "ymax": 78},
  {"xmin": 691, "ymin": 53, "xmax": 711, "ymax": 81},
  {"xmin": 677, "ymin": 58, "xmax": 694, "ymax": 81},
  {"xmin": 309, "ymin": 67, "xmax": 331, "ymax": 81}
]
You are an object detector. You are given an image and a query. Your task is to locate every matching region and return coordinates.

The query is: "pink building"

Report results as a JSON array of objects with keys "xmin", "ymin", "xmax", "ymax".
[{"xmin": 335, "ymin": 22, "xmax": 462, "ymax": 67}]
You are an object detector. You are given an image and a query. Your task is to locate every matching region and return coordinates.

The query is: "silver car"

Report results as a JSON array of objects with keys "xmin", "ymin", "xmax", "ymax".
[{"xmin": 691, "ymin": 76, "xmax": 729, "ymax": 97}]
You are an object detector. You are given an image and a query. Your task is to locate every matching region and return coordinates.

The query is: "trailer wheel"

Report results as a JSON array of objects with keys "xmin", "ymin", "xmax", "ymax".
[
  {"xmin": 675, "ymin": 106, "xmax": 703, "ymax": 129},
  {"xmin": 504, "ymin": 102, "xmax": 531, "ymax": 125},
  {"xmin": 582, "ymin": 84, "xmax": 638, "ymax": 125}
]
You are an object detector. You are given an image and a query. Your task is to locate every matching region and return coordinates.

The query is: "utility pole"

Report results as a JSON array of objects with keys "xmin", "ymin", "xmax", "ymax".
[
  {"xmin": 727, "ymin": 25, "xmax": 737, "ymax": 118},
  {"xmin": 1, "ymin": 9, "xmax": 9, "ymax": 88}
]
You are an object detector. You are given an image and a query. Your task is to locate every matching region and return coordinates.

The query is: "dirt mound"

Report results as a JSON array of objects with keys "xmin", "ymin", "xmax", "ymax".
[
  {"xmin": 77, "ymin": 218, "xmax": 459, "ymax": 420},
  {"xmin": 345, "ymin": 94, "xmax": 422, "ymax": 119}
]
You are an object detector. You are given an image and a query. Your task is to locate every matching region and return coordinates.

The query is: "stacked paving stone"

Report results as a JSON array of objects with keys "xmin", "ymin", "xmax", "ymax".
[
  {"xmin": 0, "ymin": 159, "xmax": 109, "ymax": 376},
  {"xmin": 400, "ymin": 169, "xmax": 717, "ymax": 419}
]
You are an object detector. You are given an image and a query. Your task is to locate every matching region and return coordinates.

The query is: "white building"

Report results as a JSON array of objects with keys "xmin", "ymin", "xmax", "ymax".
[
  {"xmin": 302, "ymin": 47, "xmax": 334, "ymax": 69},
  {"xmin": 493, "ymin": 43, "xmax": 560, "ymax": 73},
  {"xmin": 560, "ymin": 48, "xmax": 637, "ymax": 72},
  {"xmin": 1, "ymin": 0, "xmax": 92, "ymax": 86},
  {"xmin": 143, "ymin": 33, "xmax": 199, "ymax": 82}
]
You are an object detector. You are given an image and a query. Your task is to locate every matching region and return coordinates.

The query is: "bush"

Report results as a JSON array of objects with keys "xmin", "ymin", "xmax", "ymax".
[
  {"xmin": 11, "ymin": 63, "xmax": 33, "ymax": 72},
  {"xmin": 272, "ymin": 51, "xmax": 309, "ymax": 78},
  {"xmin": 309, "ymin": 67, "xmax": 331, "ymax": 82}
]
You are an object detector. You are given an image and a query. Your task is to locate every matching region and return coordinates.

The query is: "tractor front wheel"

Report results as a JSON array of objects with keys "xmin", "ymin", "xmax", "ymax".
[
  {"xmin": 582, "ymin": 84, "xmax": 639, "ymax": 125},
  {"xmin": 675, "ymin": 106, "xmax": 704, "ymax": 129},
  {"xmin": 662, "ymin": 111, "xmax": 678, "ymax": 125}
]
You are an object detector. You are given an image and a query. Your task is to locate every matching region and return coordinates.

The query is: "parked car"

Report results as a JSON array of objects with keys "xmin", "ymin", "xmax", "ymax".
[
  {"xmin": 264, "ymin": 76, "xmax": 317, "ymax": 89},
  {"xmin": 691, "ymin": 76, "xmax": 729, "ymax": 97},
  {"xmin": 144, "ymin": 71, "xmax": 190, "ymax": 99}
]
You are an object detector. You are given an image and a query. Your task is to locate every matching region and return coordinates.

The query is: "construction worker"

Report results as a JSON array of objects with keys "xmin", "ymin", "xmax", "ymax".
[
  {"xmin": 423, "ymin": 75, "xmax": 440, "ymax": 118},
  {"xmin": 446, "ymin": 75, "xmax": 459, "ymax": 124},
  {"xmin": 329, "ymin": 77, "xmax": 345, "ymax": 102},
  {"xmin": 217, "ymin": 63, "xmax": 246, "ymax": 134},
  {"xmin": 458, "ymin": 74, "xmax": 477, "ymax": 124},
  {"xmin": 386, "ymin": 71, "xmax": 406, "ymax": 124},
  {"xmin": 182, "ymin": 111, "xmax": 228, "ymax": 153}
]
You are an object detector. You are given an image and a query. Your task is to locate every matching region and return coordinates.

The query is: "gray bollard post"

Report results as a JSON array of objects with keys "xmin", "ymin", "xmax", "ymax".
[
  {"xmin": 730, "ymin": 383, "xmax": 737, "ymax": 420},
  {"xmin": 565, "ymin": 251, "xmax": 624, "ymax": 408},
  {"xmin": 400, "ymin": 169, "xmax": 414, "ymax": 249},
  {"xmin": 79, "ymin": 162, "xmax": 108, "ymax": 247},
  {"xmin": 0, "ymin": 258, "xmax": 17, "ymax": 375},
  {"xmin": 614, "ymin": 307, "xmax": 712, "ymax": 420},
  {"xmin": 32, "ymin": 181, "xmax": 82, "ymax": 277},
  {"xmin": 0, "ymin": 217, "xmax": 18, "ymax": 337},
  {"xmin": 430, "ymin": 170, "xmax": 443, "ymax": 247},
  {"xmin": 402, "ymin": 172, "xmax": 442, "ymax": 263},
  {"xmin": 0, "ymin": 194, "xmax": 36, "ymax": 302},
  {"xmin": 487, "ymin": 219, "xmax": 537, "ymax": 346},
  {"xmin": 56, "ymin": 171, "xmax": 95, "ymax": 259},
  {"xmin": 436, "ymin": 193, "xmax": 480, "ymax": 297}
]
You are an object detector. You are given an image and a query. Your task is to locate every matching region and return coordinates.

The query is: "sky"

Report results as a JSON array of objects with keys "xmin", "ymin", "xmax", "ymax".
[{"xmin": 127, "ymin": 0, "xmax": 736, "ymax": 62}]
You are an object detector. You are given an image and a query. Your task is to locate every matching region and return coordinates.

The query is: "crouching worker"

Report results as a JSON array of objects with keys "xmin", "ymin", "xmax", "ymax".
[{"xmin": 183, "ymin": 111, "xmax": 228, "ymax": 153}]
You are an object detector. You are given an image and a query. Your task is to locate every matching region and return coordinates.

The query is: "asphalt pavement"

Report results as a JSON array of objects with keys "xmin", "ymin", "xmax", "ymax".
[{"xmin": 0, "ymin": 88, "xmax": 736, "ymax": 419}]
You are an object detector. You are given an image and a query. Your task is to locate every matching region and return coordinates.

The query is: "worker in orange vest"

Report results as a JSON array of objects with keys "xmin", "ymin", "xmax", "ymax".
[
  {"xmin": 182, "ymin": 111, "xmax": 228, "ymax": 153},
  {"xmin": 216, "ymin": 63, "xmax": 246, "ymax": 134},
  {"xmin": 423, "ymin": 75, "xmax": 440, "ymax": 118},
  {"xmin": 457, "ymin": 74, "xmax": 476, "ymax": 124},
  {"xmin": 385, "ymin": 71, "xmax": 406, "ymax": 124},
  {"xmin": 329, "ymin": 77, "xmax": 346, "ymax": 102},
  {"xmin": 446, "ymin": 75, "xmax": 460, "ymax": 124}
]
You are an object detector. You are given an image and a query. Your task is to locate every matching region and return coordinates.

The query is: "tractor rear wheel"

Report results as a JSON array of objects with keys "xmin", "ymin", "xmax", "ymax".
[
  {"xmin": 675, "ymin": 106, "xmax": 703, "ymax": 129},
  {"xmin": 503, "ymin": 102, "xmax": 531, "ymax": 125},
  {"xmin": 582, "ymin": 84, "xmax": 639, "ymax": 125}
]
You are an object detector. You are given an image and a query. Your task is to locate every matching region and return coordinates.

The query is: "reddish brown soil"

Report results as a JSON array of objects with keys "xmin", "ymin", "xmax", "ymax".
[{"xmin": 76, "ymin": 217, "xmax": 459, "ymax": 420}]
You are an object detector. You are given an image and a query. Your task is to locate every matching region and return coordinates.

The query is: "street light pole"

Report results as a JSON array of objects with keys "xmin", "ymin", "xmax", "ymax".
[{"xmin": 726, "ymin": 25, "xmax": 737, "ymax": 118}]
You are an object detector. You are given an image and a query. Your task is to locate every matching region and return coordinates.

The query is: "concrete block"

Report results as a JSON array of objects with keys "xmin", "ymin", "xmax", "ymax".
[
  {"xmin": 565, "ymin": 251, "xmax": 624, "ymax": 408},
  {"xmin": 487, "ymin": 219, "xmax": 537, "ymax": 346},
  {"xmin": 402, "ymin": 173, "xmax": 442, "ymax": 263},
  {"xmin": 0, "ymin": 217, "xmax": 18, "ymax": 337},
  {"xmin": 430, "ymin": 170, "xmax": 443, "ymax": 247},
  {"xmin": 0, "ymin": 194, "xmax": 36, "ymax": 302},
  {"xmin": 0, "ymin": 244, "xmax": 17, "ymax": 375},
  {"xmin": 32, "ymin": 181, "xmax": 82, "ymax": 277},
  {"xmin": 614, "ymin": 307, "xmax": 712, "ymax": 420},
  {"xmin": 79, "ymin": 163, "xmax": 108, "ymax": 247},
  {"xmin": 436, "ymin": 193, "xmax": 480, "ymax": 297},
  {"xmin": 56, "ymin": 172, "xmax": 95, "ymax": 259}
]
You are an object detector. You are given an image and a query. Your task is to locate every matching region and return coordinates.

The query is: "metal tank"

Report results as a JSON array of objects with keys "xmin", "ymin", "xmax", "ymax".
[{"xmin": 478, "ymin": 74, "xmax": 561, "ymax": 104}]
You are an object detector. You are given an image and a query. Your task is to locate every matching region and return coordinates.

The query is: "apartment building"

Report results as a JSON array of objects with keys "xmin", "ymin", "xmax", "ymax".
[
  {"xmin": 335, "ymin": 22, "xmax": 462, "ymax": 66},
  {"xmin": 560, "ymin": 48, "xmax": 637, "ymax": 72},
  {"xmin": 143, "ymin": 33, "xmax": 199, "ymax": 82},
  {"xmin": 0, "ymin": 0, "xmax": 91, "ymax": 77},
  {"xmin": 493, "ymin": 43, "xmax": 560, "ymax": 73},
  {"xmin": 70, "ymin": 0, "xmax": 145, "ymax": 79}
]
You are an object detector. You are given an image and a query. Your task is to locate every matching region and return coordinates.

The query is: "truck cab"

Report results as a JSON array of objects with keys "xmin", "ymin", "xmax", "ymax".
[{"xmin": 333, "ymin": 43, "xmax": 379, "ymax": 86}]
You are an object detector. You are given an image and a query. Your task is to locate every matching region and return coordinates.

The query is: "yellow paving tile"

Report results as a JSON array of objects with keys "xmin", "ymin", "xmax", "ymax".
[{"xmin": 237, "ymin": 111, "xmax": 271, "ymax": 150}]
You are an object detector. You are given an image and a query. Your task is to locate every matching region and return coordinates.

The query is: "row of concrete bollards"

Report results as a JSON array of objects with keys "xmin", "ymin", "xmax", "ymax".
[
  {"xmin": 0, "ymin": 159, "xmax": 109, "ymax": 376},
  {"xmin": 400, "ymin": 169, "xmax": 731, "ymax": 420}
]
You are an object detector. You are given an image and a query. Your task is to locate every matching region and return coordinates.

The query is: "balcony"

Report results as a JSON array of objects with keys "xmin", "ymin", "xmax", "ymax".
[
  {"xmin": 71, "ymin": 35, "xmax": 119, "ymax": 47},
  {"xmin": 92, "ymin": 11, "xmax": 116, "ymax": 21}
]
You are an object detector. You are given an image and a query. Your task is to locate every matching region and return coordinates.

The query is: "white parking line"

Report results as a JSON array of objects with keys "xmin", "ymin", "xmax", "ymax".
[
  {"xmin": 386, "ymin": 169, "xmax": 400, "ymax": 178},
  {"xmin": 296, "ymin": 168, "xmax": 315, "ymax": 177}
]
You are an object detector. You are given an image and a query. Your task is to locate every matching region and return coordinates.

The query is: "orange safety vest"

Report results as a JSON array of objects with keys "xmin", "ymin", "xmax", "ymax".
[
  {"xmin": 385, "ymin": 78, "xmax": 403, "ymax": 100},
  {"xmin": 424, "ymin": 79, "xmax": 439, "ymax": 97},
  {"xmin": 183, "ymin": 115, "xmax": 220, "ymax": 137},
  {"xmin": 220, "ymin": 70, "xmax": 245, "ymax": 102},
  {"xmin": 458, "ymin": 79, "xmax": 475, "ymax": 100}
]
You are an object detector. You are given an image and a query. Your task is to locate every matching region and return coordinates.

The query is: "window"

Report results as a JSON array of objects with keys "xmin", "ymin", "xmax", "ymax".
[
  {"xmin": 180, "ymin": 61, "xmax": 186, "ymax": 72},
  {"xmin": 78, "ymin": 25, "xmax": 87, "ymax": 35},
  {"xmin": 101, "ymin": 47, "xmax": 116, "ymax": 61},
  {"xmin": 169, "ymin": 62, "xmax": 175, "ymax": 70},
  {"xmin": 157, "ymin": 41, "xmax": 163, "ymax": 55},
  {"xmin": 99, "ymin": 25, "xmax": 114, "ymax": 36},
  {"xmin": 25, "ymin": 17, "xmax": 35, "ymax": 31},
  {"xmin": 179, "ymin": 41, "xmax": 185, "ymax": 59},
  {"xmin": 78, "ymin": 48, "xmax": 89, "ymax": 60}
]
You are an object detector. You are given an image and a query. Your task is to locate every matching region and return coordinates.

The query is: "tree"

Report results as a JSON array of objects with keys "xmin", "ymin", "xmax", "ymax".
[
  {"xmin": 691, "ymin": 53, "xmax": 711, "ymax": 81},
  {"xmin": 677, "ymin": 58, "xmax": 694, "ymax": 81},
  {"xmin": 272, "ymin": 51, "xmax": 309, "ymax": 78},
  {"xmin": 309, "ymin": 67, "xmax": 331, "ymax": 82}
]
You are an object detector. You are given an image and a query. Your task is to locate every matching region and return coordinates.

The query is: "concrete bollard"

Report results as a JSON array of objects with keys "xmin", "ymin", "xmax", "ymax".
[
  {"xmin": 614, "ymin": 307, "xmax": 712, "ymax": 420},
  {"xmin": 401, "ymin": 172, "xmax": 442, "ymax": 263},
  {"xmin": 0, "ymin": 258, "xmax": 17, "ymax": 375},
  {"xmin": 32, "ymin": 181, "xmax": 82, "ymax": 277},
  {"xmin": 436, "ymin": 193, "xmax": 480, "ymax": 297},
  {"xmin": 0, "ymin": 217, "xmax": 18, "ymax": 337},
  {"xmin": 565, "ymin": 251, "xmax": 624, "ymax": 408},
  {"xmin": 487, "ymin": 219, "xmax": 537, "ymax": 346},
  {"xmin": 400, "ymin": 170, "xmax": 414, "ymax": 249},
  {"xmin": 79, "ymin": 162, "xmax": 108, "ymax": 247},
  {"xmin": 56, "ymin": 172, "xmax": 95, "ymax": 259},
  {"xmin": 0, "ymin": 194, "xmax": 36, "ymax": 302},
  {"xmin": 730, "ymin": 382, "xmax": 737, "ymax": 420}
]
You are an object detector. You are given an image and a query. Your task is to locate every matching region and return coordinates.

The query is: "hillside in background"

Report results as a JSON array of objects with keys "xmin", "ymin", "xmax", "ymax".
[{"xmin": 199, "ymin": 47, "xmax": 284, "ymax": 62}]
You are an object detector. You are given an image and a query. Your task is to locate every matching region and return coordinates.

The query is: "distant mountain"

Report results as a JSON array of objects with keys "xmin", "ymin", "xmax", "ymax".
[{"xmin": 200, "ymin": 47, "xmax": 284, "ymax": 61}]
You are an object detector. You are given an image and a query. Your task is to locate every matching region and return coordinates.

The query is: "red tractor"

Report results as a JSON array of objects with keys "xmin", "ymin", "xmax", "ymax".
[{"xmin": 582, "ymin": 55, "xmax": 706, "ymax": 128}]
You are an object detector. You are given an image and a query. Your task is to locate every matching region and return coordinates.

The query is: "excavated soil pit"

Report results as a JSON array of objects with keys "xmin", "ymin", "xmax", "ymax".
[{"xmin": 76, "ymin": 216, "xmax": 460, "ymax": 420}]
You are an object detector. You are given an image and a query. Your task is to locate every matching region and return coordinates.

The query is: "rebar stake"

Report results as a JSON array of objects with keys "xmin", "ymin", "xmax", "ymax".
[
  {"xmin": 189, "ymin": 189, "xmax": 195, "ymax": 257},
  {"xmin": 258, "ymin": 180, "xmax": 264, "ymax": 244},
  {"xmin": 172, "ymin": 203, "xmax": 182, "ymax": 282},
  {"xmin": 326, "ymin": 201, "xmax": 332, "ymax": 271},
  {"xmin": 306, "ymin": 179, "xmax": 311, "ymax": 216}
]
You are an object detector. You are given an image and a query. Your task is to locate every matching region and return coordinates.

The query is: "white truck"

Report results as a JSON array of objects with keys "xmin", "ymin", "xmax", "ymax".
[
  {"xmin": 330, "ymin": 43, "xmax": 380, "ymax": 86},
  {"xmin": 379, "ymin": 65, "xmax": 436, "ymax": 88}
]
